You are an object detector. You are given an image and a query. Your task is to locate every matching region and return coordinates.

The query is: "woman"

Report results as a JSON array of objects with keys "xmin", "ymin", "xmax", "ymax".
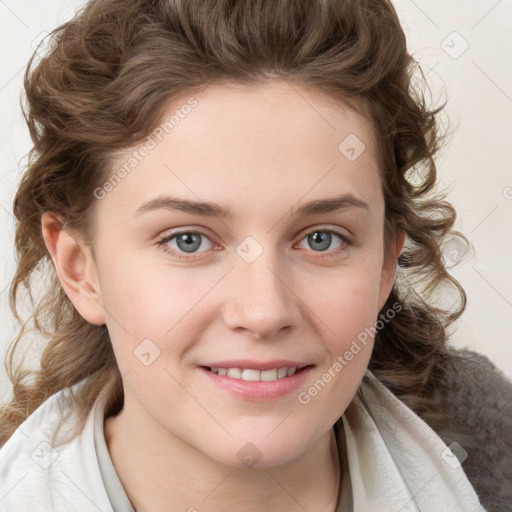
[{"xmin": 0, "ymin": 0, "xmax": 510, "ymax": 510}]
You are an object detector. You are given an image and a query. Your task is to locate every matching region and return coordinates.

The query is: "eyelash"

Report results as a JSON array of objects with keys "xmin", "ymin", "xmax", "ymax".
[{"xmin": 156, "ymin": 227, "xmax": 352, "ymax": 261}]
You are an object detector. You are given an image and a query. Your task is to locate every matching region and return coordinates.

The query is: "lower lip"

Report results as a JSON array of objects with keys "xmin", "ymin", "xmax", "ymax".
[{"xmin": 198, "ymin": 366, "xmax": 314, "ymax": 401}]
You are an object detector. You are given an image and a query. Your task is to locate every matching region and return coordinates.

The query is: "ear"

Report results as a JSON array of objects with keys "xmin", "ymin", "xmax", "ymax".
[
  {"xmin": 41, "ymin": 212, "xmax": 106, "ymax": 325},
  {"xmin": 377, "ymin": 224, "xmax": 406, "ymax": 310}
]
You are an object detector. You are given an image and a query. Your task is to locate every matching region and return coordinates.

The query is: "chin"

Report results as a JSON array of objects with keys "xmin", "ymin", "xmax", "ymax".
[{"xmin": 207, "ymin": 435, "xmax": 309, "ymax": 470}]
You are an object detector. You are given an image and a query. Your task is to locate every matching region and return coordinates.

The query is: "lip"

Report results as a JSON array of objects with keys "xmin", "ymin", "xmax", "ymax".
[{"xmin": 198, "ymin": 364, "xmax": 314, "ymax": 401}]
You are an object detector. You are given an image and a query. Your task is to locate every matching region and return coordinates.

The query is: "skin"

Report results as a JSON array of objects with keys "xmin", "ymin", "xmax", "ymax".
[{"xmin": 42, "ymin": 80, "xmax": 404, "ymax": 512}]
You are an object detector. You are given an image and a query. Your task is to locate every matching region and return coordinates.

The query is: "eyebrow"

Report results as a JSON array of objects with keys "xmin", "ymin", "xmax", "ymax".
[{"xmin": 134, "ymin": 193, "xmax": 370, "ymax": 220}]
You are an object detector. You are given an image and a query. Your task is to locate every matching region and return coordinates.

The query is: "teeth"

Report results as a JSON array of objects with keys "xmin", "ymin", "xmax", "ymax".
[
  {"xmin": 277, "ymin": 367, "xmax": 288, "ymax": 378},
  {"xmin": 209, "ymin": 366, "xmax": 299, "ymax": 381},
  {"xmin": 260, "ymin": 369, "xmax": 278, "ymax": 381},
  {"xmin": 227, "ymin": 368, "xmax": 242, "ymax": 379},
  {"xmin": 242, "ymin": 369, "xmax": 260, "ymax": 381},
  {"xmin": 287, "ymin": 367, "xmax": 297, "ymax": 377}
]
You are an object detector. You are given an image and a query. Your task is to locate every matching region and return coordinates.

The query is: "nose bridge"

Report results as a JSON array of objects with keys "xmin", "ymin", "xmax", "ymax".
[{"xmin": 224, "ymin": 239, "xmax": 300, "ymax": 338}]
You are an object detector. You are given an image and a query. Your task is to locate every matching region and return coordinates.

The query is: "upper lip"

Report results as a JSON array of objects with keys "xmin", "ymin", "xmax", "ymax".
[{"xmin": 200, "ymin": 360, "xmax": 313, "ymax": 371}]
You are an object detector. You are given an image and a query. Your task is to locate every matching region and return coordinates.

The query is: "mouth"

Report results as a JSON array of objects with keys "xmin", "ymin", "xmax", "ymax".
[
  {"xmin": 197, "ymin": 361, "xmax": 315, "ymax": 402},
  {"xmin": 201, "ymin": 365, "xmax": 313, "ymax": 382}
]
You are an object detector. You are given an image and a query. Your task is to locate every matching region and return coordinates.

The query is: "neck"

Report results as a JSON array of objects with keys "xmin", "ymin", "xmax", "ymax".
[{"xmin": 104, "ymin": 397, "xmax": 342, "ymax": 512}]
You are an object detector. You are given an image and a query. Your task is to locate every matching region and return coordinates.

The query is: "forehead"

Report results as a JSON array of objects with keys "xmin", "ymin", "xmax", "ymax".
[
  {"xmin": 163, "ymin": 79, "xmax": 378, "ymax": 162},
  {"xmin": 100, "ymin": 80, "xmax": 382, "ymax": 222}
]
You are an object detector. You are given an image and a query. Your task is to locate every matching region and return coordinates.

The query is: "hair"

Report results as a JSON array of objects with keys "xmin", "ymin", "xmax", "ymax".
[{"xmin": 1, "ymin": 0, "xmax": 468, "ymax": 501}]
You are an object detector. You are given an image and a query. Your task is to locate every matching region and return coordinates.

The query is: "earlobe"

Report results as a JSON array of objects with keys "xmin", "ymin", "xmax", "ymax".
[{"xmin": 41, "ymin": 212, "xmax": 106, "ymax": 325}]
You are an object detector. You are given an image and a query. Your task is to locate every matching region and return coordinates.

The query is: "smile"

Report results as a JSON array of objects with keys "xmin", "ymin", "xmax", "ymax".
[{"xmin": 199, "ymin": 365, "xmax": 314, "ymax": 401}]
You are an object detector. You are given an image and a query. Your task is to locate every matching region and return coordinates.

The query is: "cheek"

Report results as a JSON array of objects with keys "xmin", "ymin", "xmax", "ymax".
[
  {"xmin": 99, "ymin": 258, "xmax": 218, "ymax": 373},
  {"xmin": 296, "ymin": 270, "xmax": 381, "ymax": 426},
  {"xmin": 101, "ymin": 255, "xmax": 193, "ymax": 330},
  {"xmin": 305, "ymin": 259, "xmax": 384, "ymax": 335}
]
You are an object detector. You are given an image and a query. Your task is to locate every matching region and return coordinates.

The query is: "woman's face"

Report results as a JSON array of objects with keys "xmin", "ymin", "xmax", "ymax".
[{"xmin": 85, "ymin": 80, "xmax": 399, "ymax": 467}]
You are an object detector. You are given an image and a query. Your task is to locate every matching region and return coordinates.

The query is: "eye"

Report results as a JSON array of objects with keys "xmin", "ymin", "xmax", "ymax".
[
  {"xmin": 157, "ymin": 227, "xmax": 352, "ymax": 261},
  {"xmin": 296, "ymin": 228, "xmax": 351, "ymax": 255},
  {"xmin": 157, "ymin": 230, "xmax": 216, "ymax": 259}
]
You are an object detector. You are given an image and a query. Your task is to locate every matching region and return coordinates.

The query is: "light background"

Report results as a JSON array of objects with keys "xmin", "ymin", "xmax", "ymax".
[{"xmin": 0, "ymin": 0, "xmax": 511, "ymax": 401}]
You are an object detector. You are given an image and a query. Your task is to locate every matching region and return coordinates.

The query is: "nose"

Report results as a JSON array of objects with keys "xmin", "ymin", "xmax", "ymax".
[{"xmin": 222, "ymin": 250, "xmax": 302, "ymax": 340}]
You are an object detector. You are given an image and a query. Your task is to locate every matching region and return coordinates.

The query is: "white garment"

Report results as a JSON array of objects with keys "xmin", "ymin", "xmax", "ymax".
[
  {"xmin": 0, "ymin": 370, "xmax": 486, "ymax": 511},
  {"xmin": 343, "ymin": 371, "xmax": 486, "ymax": 511}
]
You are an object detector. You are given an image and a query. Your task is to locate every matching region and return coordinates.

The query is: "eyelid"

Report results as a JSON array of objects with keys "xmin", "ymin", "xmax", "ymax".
[{"xmin": 300, "ymin": 224, "xmax": 352, "ymax": 242}]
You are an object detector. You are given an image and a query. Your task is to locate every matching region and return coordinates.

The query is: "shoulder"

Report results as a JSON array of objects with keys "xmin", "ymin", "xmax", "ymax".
[
  {"xmin": 0, "ymin": 386, "xmax": 112, "ymax": 512},
  {"xmin": 430, "ymin": 347, "xmax": 512, "ymax": 512}
]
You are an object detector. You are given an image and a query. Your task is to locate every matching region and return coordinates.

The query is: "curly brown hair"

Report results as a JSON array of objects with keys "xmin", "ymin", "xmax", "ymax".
[{"xmin": 1, "ymin": 0, "xmax": 467, "ymax": 485}]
